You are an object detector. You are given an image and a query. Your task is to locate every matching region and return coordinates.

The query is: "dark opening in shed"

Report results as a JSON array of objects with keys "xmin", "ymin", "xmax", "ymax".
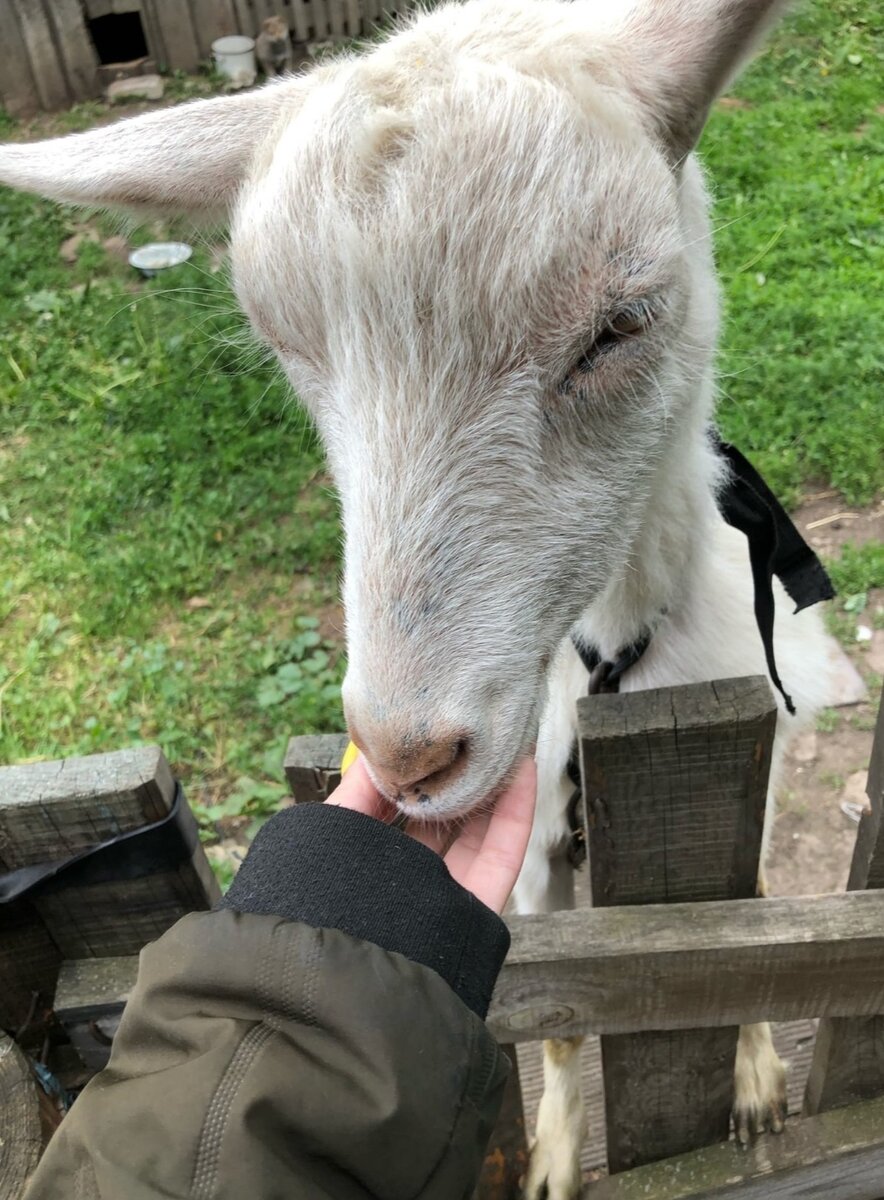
[{"xmin": 87, "ymin": 12, "xmax": 149, "ymax": 65}]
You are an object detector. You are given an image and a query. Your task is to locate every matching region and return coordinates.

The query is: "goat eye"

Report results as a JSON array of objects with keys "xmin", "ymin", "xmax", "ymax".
[
  {"xmin": 609, "ymin": 309, "xmax": 649, "ymax": 337},
  {"xmin": 563, "ymin": 304, "xmax": 654, "ymax": 385}
]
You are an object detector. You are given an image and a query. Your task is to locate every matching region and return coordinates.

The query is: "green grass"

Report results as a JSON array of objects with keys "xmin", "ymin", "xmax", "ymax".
[
  {"xmin": 0, "ymin": 190, "xmax": 344, "ymax": 807},
  {"xmin": 704, "ymin": 0, "xmax": 883, "ymax": 505},
  {"xmin": 0, "ymin": 1, "xmax": 882, "ymax": 824}
]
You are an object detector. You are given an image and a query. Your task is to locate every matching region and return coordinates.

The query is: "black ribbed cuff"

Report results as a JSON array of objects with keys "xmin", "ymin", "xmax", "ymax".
[{"xmin": 220, "ymin": 803, "xmax": 510, "ymax": 1019}]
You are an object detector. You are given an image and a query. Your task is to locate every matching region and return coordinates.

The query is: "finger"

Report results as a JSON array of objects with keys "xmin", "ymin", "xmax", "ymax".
[
  {"xmin": 461, "ymin": 757, "xmax": 537, "ymax": 914},
  {"xmin": 325, "ymin": 755, "xmax": 397, "ymax": 822},
  {"xmin": 442, "ymin": 807, "xmax": 493, "ymax": 884},
  {"xmin": 406, "ymin": 818, "xmax": 451, "ymax": 855}
]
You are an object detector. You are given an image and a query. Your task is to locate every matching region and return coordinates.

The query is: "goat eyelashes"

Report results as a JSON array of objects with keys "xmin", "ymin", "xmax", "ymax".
[{"xmin": 562, "ymin": 298, "xmax": 658, "ymax": 391}]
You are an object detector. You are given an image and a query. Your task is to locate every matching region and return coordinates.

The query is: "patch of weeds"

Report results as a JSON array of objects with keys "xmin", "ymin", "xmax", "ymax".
[
  {"xmin": 850, "ymin": 711, "xmax": 878, "ymax": 732},
  {"xmin": 828, "ymin": 543, "xmax": 884, "ymax": 596},
  {"xmin": 209, "ymin": 855, "xmax": 237, "ymax": 893},
  {"xmin": 256, "ymin": 617, "xmax": 343, "ymax": 723},
  {"xmin": 821, "ymin": 771, "xmax": 846, "ymax": 791},
  {"xmin": 202, "ymin": 775, "xmax": 289, "ymax": 841},
  {"xmin": 843, "ymin": 591, "xmax": 868, "ymax": 615},
  {"xmin": 816, "ymin": 707, "xmax": 840, "ymax": 733}
]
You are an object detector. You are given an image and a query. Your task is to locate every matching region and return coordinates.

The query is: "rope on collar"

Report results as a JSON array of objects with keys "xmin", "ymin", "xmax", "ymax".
[{"xmin": 564, "ymin": 633, "xmax": 652, "ymax": 866}]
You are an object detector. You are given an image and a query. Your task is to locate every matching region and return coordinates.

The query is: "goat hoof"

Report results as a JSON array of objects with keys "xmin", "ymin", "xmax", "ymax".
[
  {"xmin": 523, "ymin": 1141, "xmax": 581, "ymax": 1200},
  {"xmin": 733, "ymin": 1022, "xmax": 787, "ymax": 1145}
]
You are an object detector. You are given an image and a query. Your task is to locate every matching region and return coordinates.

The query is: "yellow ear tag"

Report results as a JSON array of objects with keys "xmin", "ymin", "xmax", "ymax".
[{"xmin": 341, "ymin": 741, "xmax": 359, "ymax": 774}]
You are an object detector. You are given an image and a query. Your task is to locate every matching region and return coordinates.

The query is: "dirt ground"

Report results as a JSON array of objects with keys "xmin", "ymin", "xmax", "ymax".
[{"xmin": 766, "ymin": 489, "xmax": 884, "ymax": 897}]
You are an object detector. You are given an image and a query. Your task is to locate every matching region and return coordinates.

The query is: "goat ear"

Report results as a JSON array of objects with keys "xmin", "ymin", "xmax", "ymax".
[
  {"xmin": 0, "ymin": 82, "xmax": 298, "ymax": 218},
  {"xmin": 623, "ymin": 0, "xmax": 789, "ymax": 163}
]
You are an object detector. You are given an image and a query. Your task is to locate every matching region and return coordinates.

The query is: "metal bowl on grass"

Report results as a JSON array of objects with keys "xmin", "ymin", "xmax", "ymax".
[{"xmin": 128, "ymin": 242, "xmax": 193, "ymax": 278}]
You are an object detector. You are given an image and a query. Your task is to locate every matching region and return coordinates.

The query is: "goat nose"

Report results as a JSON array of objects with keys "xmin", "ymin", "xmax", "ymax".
[{"xmin": 349, "ymin": 722, "xmax": 471, "ymax": 802}]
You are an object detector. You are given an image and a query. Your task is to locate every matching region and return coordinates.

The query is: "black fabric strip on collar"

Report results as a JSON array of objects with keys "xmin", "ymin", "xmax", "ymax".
[
  {"xmin": 0, "ymin": 782, "xmax": 197, "ymax": 905},
  {"xmin": 713, "ymin": 434, "xmax": 835, "ymax": 715}
]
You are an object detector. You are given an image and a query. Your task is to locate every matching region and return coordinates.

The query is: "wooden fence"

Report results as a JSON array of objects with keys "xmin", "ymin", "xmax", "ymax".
[
  {"xmin": 285, "ymin": 677, "xmax": 884, "ymax": 1199},
  {"xmin": 0, "ymin": 0, "xmax": 412, "ymax": 117},
  {"xmin": 1, "ymin": 676, "xmax": 882, "ymax": 1199}
]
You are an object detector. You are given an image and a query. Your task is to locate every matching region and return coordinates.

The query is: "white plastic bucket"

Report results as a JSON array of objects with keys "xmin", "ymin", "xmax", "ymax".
[{"xmin": 212, "ymin": 36, "xmax": 257, "ymax": 86}]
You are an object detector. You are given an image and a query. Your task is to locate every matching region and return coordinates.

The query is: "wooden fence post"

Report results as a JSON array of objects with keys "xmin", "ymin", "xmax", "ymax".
[
  {"xmin": 580, "ymin": 677, "xmax": 776, "ymax": 1172},
  {"xmin": 0, "ymin": 746, "xmax": 219, "ymax": 966},
  {"xmin": 804, "ymin": 692, "xmax": 884, "ymax": 1115},
  {"xmin": 284, "ymin": 733, "xmax": 348, "ymax": 802},
  {"xmin": 0, "ymin": 1034, "xmax": 61, "ymax": 1195}
]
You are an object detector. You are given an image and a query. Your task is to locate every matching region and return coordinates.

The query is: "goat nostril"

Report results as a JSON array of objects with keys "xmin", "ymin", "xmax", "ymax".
[{"xmin": 362, "ymin": 727, "xmax": 473, "ymax": 798}]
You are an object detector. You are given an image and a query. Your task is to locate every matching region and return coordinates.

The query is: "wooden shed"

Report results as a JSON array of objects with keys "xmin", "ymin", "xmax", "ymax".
[{"xmin": 0, "ymin": 0, "xmax": 408, "ymax": 118}]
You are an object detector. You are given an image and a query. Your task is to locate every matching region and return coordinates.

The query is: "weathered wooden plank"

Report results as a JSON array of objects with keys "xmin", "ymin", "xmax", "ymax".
[
  {"xmin": 284, "ymin": 733, "xmax": 348, "ymax": 802},
  {"xmin": 361, "ymin": 0, "xmax": 380, "ymax": 30},
  {"xmin": 580, "ymin": 678, "xmax": 773, "ymax": 1172},
  {"xmin": 138, "ymin": 0, "xmax": 167, "ymax": 69},
  {"xmin": 54, "ymin": 957, "xmax": 139, "ymax": 1073},
  {"xmin": 46, "ymin": 0, "xmax": 101, "ymax": 102},
  {"xmin": 0, "ymin": 1035, "xmax": 54, "ymax": 1196},
  {"xmin": 0, "ymin": 746, "xmax": 219, "ymax": 959},
  {"xmin": 476, "ymin": 1044, "xmax": 527, "ymax": 1200},
  {"xmin": 486, "ymin": 890, "xmax": 884, "ymax": 1042},
  {"xmin": 327, "ymin": 0, "xmax": 345, "ymax": 38},
  {"xmin": 190, "ymin": 0, "xmax": 239, "ymax": 59},
  {"xmin": 583, "ymin": 1095, "xmax": 884, "ymax": 1200},
  {"xmin": 289, "ymin": 0, "xmax": 310, "ymax": 43},
  {"xmin": 0, "ymin": 1, "xmax": 42, "ymax": 116},
  {"xmin": 250, "ymin": 0, "xmax": 276, "ymax": 27},
  {"xmin": 37, "ymin": 890, "xmax": 884, "ymax": 1053},
  {"xmin": 581, "ymin": 678, "xmax": 774, "ymax": 908},
  {"xmin": 0, "ymin": 745, "xmax": 175, "ymax": 867},
  {"xmin": 231, "ymin": 0, "xmax": 256, "ymax": 36},
  {"xmin": 9, "ymin": 0, "xmax": 70, "ymax": 111},
  {"xmin": 343, "ymin": 0, "xmax": 361, "ymax": 39},
  {"xmin": 805, "ymin": 693, "xmax": 884, "ymax": 1115},
  {"xmin": 309, "ymin": 0, "xmax": 329, "ymax": 40},
  {"xmin": 148, "ymin": 0, "xmax": 200, "ymax": 71},
  {"xmin": 0, "ymin": 898, "xmax": 61, "ymax": 1034}
]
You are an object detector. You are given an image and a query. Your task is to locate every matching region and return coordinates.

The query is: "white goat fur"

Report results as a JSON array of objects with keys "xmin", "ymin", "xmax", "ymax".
[{"xmin": 0, "ymin": 1, "xmax": 835, "ymax": 1194}]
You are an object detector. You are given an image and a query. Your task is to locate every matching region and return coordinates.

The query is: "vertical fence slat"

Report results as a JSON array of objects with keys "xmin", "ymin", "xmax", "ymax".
[
  {"xmin": 308, "ymin": 0, "xmax": 329, "ymax": 40},
  {"xmin": 9, "ymin": 0, "xmax": 71, "ymax": 111},
  {"xmin": 0, "ymin": 2, "xmax": 41, "ymax": 116},
  {"xmin": 231, "ymin": 0, "xmax": 255, "ymax": 36},
  {"xmin": 149, "ymin": 0, "xmax": 201, "ymax": 71},
  {"xmin": 289, "ymin": 0, "xmax": 310, "ymax": 44},
  {"xmin": 139, "ymin": 0, "xmax": 168, "ymax": 72},
  {"xmin": 343, "ymin": 0, "xmax": 361, "ymax": 39},
  {"xmin": 581, "ymin": 677, "xmax": 775, "ymax": 1172},
  {"xmin": 45, "ymin": 0, "xmax": 100, "ymax": 103},
  {"xmin": 805, "ymin": 692, "xmax": 884, "ymax": 1115},
  {"xmin": 190, "ymin": 0, "xmax": 239, "ymax": 59},
  {"xmin": 326, "ymin": 0, "xmax": 345, "ymax": 38}
]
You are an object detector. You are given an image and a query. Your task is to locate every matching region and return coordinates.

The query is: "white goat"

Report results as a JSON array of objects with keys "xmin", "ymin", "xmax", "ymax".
[{"xmin": 0, "ymin": 2, "xmax": 835, "ymax": 1194}]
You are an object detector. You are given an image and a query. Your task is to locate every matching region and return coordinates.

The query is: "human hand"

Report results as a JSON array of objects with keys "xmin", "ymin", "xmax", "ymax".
[{"xmin": 326, "ymin": 756, "xmax": 536, "ymax": 915}]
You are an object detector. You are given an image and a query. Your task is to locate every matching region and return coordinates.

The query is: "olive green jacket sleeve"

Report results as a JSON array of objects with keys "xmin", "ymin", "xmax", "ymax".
[{"xmin": 25, "ymin": 805, "xmax": 512, "ymax": 1200}]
